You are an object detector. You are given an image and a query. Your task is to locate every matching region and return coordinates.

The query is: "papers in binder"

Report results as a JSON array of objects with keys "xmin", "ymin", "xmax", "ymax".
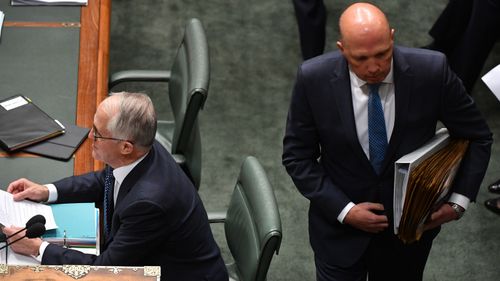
[{"xmin": 393, "ymin": 128, "xmax": 468, "ymax": 243}]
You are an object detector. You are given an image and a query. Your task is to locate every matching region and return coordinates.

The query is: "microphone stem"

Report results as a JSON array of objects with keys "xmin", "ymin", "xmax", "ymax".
[
  {"xmin": 0, "ymin": 236, "xmax": 25, "ymax": 251},
  {"xmin": 5, "ymin": 228, "xmax": 25, "ymax": 241}
]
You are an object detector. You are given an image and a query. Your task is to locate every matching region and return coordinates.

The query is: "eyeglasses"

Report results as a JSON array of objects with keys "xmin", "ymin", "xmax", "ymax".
[{"xmin": 92, "ymin": 125, "xmax": 134, "ymax": 144}]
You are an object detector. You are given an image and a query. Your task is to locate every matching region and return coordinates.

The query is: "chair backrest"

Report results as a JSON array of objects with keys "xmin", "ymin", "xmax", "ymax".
[
  {"xmin": 225, "ymin": 156, "xmax": 282, "ymax": 281},
  {"xmin": 168, "ymin": 18, "xmax": 209, "ymax": 188}
]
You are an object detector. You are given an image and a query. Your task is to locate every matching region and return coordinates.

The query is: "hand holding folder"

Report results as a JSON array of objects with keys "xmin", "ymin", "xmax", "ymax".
[{"xmin": 393, "ymin": 128, "xmax": 469, "ymax": 243}]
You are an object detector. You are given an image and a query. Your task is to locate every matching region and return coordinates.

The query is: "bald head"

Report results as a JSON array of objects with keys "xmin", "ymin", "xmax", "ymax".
[
  {"xmin": 339, "ymin": 3, "xmax": 391, "ymax": 48},
  {"xmin": 336, "ymin": 2, "xmax": 394, "ymax": 83}
]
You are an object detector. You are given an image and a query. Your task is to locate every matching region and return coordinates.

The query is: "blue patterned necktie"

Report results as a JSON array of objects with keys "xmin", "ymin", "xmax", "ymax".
[
  {"xmin": 368, "ymin": 83, "xmax": 388, "ymax": 174},
  {"xmin": 103, "ymin": 166, "xmax": 115, "ymax": 239}
]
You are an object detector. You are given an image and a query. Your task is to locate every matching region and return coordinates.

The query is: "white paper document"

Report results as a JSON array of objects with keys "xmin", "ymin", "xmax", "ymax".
[
  {"xmin": 482, "ymin": 64, "xmax": 500, "ymax": 101},
  {"xmin": 0, "ymin": 10, "xmax": 4, "ymax": 39},
  {"xmin": 0, "ymin": 190, "xmax": 57, "ymax": 265},
  {"xmin": 0, "ymin": 190, "xmax": 57, "ymax": 230}
]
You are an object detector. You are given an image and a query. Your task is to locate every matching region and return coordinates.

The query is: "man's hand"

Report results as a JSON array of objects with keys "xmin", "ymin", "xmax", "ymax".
[
  {"xmin": 2, "ymin": 226, "xmax": 42, "ymax": 257},
  {"xmin": 7, "ymin": 178, "xmax": 49, "ymax": 202},
  {"xmin": 423, "ymin": 203, "xmax": 458, "ymax": 231},
  {"xmin": 343, "ymin": 202, "xmax": 389, "ymax": 233}
]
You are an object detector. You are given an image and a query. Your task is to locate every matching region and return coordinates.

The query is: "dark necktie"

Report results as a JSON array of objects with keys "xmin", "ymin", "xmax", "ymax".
[
  {"xmin": 103, "ymin": 166, "xmax": 115, "ymax": 239},
  {"xmin": 368, "ymin": 83, "xmax": 388, "ymax": 174}
]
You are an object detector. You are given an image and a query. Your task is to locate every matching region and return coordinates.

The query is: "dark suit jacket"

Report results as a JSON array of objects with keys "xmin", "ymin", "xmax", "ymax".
[
  {"xmin": 42, "ymin": 141, "xmax": 228, "ymax": 281},
  {"xmin": 282, "ymin": 46, "xmax": 492, "ymax": 267}
]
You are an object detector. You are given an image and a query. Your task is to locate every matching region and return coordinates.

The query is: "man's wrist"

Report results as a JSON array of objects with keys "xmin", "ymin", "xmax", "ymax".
[
  {"xmin": 31, "ymin": 240, "xmax": 49, "ymax": 262},
  {"xmin": 447, "ymin": 202, "xmax": 465, "ymax": 220}
]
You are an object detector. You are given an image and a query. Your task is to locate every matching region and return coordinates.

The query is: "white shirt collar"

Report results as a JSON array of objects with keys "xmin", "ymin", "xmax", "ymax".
[{"xmin": 113, "ymin": 153, "xmax": 148, "ymax": 187}]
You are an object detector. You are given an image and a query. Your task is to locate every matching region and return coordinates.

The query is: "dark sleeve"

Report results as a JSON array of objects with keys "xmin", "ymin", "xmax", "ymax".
[
  {"xmin": 438, "ymin": 57, "xmax": 493, "ymax": 201},
  {"xmin": 282, "ymin": 66, "xmax": 352, "ymax": 218},
  {"xmin": 42, "ymin": 200, "xmax": 168, "ymax": 266},
  {"xmin": 52, "ymin": 170, "xmax": 106, "ymax": 203}
]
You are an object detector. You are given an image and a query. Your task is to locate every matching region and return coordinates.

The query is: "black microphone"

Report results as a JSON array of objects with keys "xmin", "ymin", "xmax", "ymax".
[
  {"xmin": 0, "ymin": 222, "xmax": 46, "ymax": 250},
  {"xmin": 0, "ymin": 215, "xmax": 46, "ymax": 242},
  {"xmin": 25, "ymin": 223, "xmax": 46, "ymax": 238}
]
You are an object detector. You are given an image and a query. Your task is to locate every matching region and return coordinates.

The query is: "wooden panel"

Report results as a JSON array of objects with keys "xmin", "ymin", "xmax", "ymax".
[
  {"xmin": 74, "ymin": 0, "xmax": 111, "ymax": 175},
  {"xmin": 0, "ymin": 265, "xmax": 160, "ymax": 280}
]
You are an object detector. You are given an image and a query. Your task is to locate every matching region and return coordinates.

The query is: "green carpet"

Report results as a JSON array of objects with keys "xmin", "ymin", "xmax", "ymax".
[{"xmin": 109, "ymin": 1, "xmax": 500, "ymax": 280}]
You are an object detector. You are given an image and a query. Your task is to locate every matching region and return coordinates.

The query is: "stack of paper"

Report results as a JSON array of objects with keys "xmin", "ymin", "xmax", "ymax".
[
  {"xmin": 0, "ymin": 189, "xmax": 58, "ymax": 265},
  {"xmin": 0, "ymin": 190, "xmax": 57, "ymax": 230},
  {"xmin": 393, "ymin": 128, "xmax": 469, "ymax": 243}
]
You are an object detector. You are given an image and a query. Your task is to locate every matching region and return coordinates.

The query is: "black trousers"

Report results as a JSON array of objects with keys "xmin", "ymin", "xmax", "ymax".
[
  {"xmin": 429, "ymin": 0, "xmax": 500, "ymax": 92},
  {"xmin": 292, "ymin": 0, "xmax": 327, "ymax": 60},
  {"xmin": 315, "ymin": 227, "xmax": 440, "ymax": 281}
]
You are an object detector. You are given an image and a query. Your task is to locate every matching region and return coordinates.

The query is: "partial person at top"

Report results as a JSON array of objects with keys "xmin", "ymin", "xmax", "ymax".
[
  {"xmin": 2, "ymin": 92, "xmax": 228, "ymax": 281},
  {"xmin": 424, "ymin": 0, "xmax": 500, "ymax": 93},
  {"xmin": 283, "ymin": 2, "xmax": 492, "ymax": 281},
  {"xmin": 293, "ymin": 0, "xmax": 327, "ymax": 60}
]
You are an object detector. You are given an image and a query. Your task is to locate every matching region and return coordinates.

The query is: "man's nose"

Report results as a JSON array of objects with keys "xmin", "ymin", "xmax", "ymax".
[{"xmin": 367, "ymin": 62, "xmax": 379, "ymax": 74}]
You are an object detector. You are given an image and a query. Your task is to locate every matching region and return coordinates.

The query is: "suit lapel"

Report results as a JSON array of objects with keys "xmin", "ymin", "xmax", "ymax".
[
  {"xmin": 114, "ymin": 147, "xmax": 154, "ymax": 210},
  {"xmin": 330, "ymin": 47, "xmax": 414, "ymax": 175},
  {"xmin": 330, "ymin": 59, "xmax": 374, "ymax": 172},
  {"xmin": 381, "ymin": 47, "xmax": 413, "ymax": 173}
]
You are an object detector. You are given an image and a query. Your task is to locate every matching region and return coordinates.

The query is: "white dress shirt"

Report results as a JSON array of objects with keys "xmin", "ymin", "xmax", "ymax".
[{"xmin": 336, "ymin": 62, "xmax": 468, "ymax": 223}]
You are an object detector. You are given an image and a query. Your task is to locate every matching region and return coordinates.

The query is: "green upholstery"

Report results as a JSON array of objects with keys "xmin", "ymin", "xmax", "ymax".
[
  {"xmin": 208, "ymin": 156, "xmax": 282, "ymax": 281},
  {"xmin": 108, "ymin": 18, "xmax": 209, "ymax": 189}
]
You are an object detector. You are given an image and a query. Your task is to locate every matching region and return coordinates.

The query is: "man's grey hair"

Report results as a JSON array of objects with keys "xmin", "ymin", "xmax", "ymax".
[{"xmin": 104, "ymin": 92, "xmax": 157, "ymax": 149}]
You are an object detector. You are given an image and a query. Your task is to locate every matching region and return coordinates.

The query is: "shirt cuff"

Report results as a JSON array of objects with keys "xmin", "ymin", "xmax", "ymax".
[
  {"xmin": 337, "ymin": 202, "xmax": 356, "ymax": 223},
  {"xmin": 44, "ymin": 184, "xmax": 58, "ymax": 203},
  {"xmin": 448, "ymin": 192, "xmax": 470, "ymax": 210},
  {"xmin": 31, "ymin": 241, "xmax": 50, "ymax": 262}
]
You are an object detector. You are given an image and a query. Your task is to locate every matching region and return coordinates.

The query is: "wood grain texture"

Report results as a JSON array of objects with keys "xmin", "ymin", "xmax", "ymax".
[{"xmin": 74, "ymin": 0, "xmax": 111, "ymax": 175}]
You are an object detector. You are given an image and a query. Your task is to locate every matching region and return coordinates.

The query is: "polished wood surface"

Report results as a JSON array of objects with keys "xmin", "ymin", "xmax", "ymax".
[
  {"xmin": 1, "ymin": 1, "xmax": 111, "ymax": 175},
  {"xmin": 75, "ymin": 0, "xmax": 111, "ymax": 175}
]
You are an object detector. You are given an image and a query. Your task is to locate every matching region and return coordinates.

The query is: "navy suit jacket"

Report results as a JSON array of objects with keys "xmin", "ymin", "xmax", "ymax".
[
  {"xmin": 282, "ymin": 46, "xmax": 492, "ymax": 267},
  {"xmin": 42, "ymin": 141, "xmax": 228, "ymax": 281}
]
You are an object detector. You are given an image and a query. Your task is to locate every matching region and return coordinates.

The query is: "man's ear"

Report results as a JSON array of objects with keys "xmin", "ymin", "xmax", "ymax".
[
  {"xmin": 336, "ymin": 41, "xmax": 344, "ymax": 52},
  {"xmin": 121, "ymin": 141, "xmax": 134, "ymax": 155}
]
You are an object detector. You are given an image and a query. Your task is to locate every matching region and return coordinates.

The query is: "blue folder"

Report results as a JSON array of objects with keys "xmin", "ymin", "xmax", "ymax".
[{"xmin": 44, "ymin": 203, "xmax": 97, "ymax": 247}]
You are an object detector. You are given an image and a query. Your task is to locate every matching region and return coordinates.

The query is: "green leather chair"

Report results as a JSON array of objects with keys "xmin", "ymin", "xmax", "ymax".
[
  {"xmin": 208, "ymin": 156, "xmax": 282, "ymax": 281},
  {"xmin": 108, "ymin": 18, "xmax": 209, "ymax": 189}
]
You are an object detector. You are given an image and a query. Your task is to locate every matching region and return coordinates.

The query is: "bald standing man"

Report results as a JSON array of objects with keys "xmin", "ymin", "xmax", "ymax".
[{"xmin": 283, "ymin": 2, "xmax": 492, "ymax": 281}]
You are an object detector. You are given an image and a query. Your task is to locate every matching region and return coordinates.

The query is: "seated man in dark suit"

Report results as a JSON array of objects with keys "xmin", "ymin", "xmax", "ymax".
[{"xmin": 2, "ymin": 92, "xmax": 228, "ymax": 281}]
